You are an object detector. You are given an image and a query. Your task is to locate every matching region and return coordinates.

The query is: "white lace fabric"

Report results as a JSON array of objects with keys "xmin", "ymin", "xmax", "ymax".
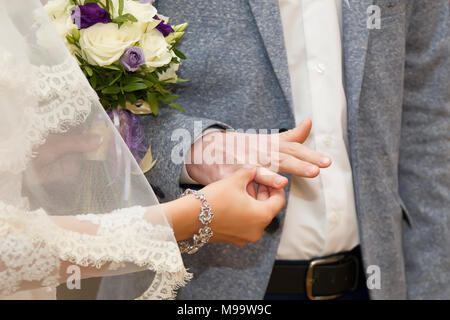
[
  {"xmin": 0, "ymin": 203, "xmax": 191, "ymax": 299},
  {"xmin": 0, "ymin": 0, "xmax": 189, "ymax": 300},
  {"xmin": 0, "ymin": 51, "xmax": 93, "ymax": 174}
]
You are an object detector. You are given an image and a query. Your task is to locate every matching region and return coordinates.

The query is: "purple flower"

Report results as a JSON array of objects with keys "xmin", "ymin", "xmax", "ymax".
[
  {"xmin": 71, "ymin": 3, "xmax": 111, "ymax": 30},
  {"xmin": 120, "ymin": 47, "xmax": 146, "ymax": 72},
  {"xmin": 107, "ymin": 109, "xmax": 147, "ymax": 163},
  {"xmin": 153, "ymin": 15, "xmax": 174, "ymax": 37}
]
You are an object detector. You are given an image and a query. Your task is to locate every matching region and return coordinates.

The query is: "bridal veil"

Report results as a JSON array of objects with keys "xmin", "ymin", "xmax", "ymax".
[{"xmin": 0, "ymin": 0, "xmax": 189, "ymax": 299}]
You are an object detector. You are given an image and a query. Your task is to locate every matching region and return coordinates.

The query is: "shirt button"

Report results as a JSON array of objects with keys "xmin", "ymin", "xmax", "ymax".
[{"xmin": 315, "ymin": 63, "xmax": 326, "ymax": 74}]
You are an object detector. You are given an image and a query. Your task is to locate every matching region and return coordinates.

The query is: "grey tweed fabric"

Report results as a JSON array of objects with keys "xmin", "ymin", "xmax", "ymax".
[{"xmin": 97, "ymin": 0, "xmax": 449, "ymax": 300}]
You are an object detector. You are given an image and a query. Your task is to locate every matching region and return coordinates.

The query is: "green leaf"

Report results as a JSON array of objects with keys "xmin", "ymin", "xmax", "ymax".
[
  {"xmin": 113, "ymin": 13, "xmax": 138, "ymax": 24},
  {"xmin": 102, "ymin": 86, "xmax": 121, "ymax": 94},
  {"xmin": 102, "ymin": 65, "xmax": 122, "ymax": 71},
  {"xmin": 118, "ymin": 94, "xmax": 126, "ymax": 108},
  {"xmin": 84, "ymin": 65, "xmax": 93, "ymax": 77},
  {"xmin": 89, "ymin": 75, "xmax": 97, "ymax": 88},
  {"xmin": 75, "ymin": 54, "xmax": 84, "ymax": 64},
  {"xmin": 108, "ymin": 72, "xmax": 122, "ymax": 86},
  {"xmin": 72, "ymin": 28, "xmax": 80, "ymax": 41},
  {"xmin": 123, "ymin": 82, "xmax": 148, "ymax": 92},
  {"xmin": 118, "ymin": 0, "xmax": 124, "ymax": 16},
  {"xmin": 169, "ymin": 103, "xmax": 185, "ymax": 112},
  {"xmin": 173, "ymin": 23, "xmax": 188, "ymax": 33},
  {"xmin": 160, "ymin": 95, "xmax": 179, "ymax": 104},
  {"xmin": 141, "ymin": 80, "xmax": 155, "ymax": 88},
  {"xmin": 66, "ymin": 35, "xmax": 75, "ymax": 44},
  {"xmin": 145, "ymin": 73, "xmax": 159, "ymax": 84},
  {"xmin": 173, "ymin": 48, "xmax": 187, "ymax": 60},
  {"xmin": 107, "ymin": 0, "xmax": 114, "ymax": 15},
  {"xmin": 124, "ymin": 76, "xmax": 144, "ymax": 84},
  {"xmin": 153, "ymin": 86, "xmax": 170, "ymax": 96},
  {"xmin": 126, "ymin": 93, "xmax": 137, "ymax": 104},
  {"xmin": 146, "ymin": 92, "xmax": 159, "ymax": 115}
]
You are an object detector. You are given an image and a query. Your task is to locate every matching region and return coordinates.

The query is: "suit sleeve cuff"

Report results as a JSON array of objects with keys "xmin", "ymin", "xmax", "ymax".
[{"xmin": 179, "ymin": 127, "xmax": 225, "ymax": 185}]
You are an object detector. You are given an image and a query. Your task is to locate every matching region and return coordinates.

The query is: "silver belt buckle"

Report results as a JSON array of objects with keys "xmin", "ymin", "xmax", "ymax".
[{"xmin": 306, "ymin": 254, "xmax": 346, "ymax": 300}]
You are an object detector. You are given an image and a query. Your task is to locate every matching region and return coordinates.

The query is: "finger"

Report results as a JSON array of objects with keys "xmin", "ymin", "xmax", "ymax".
[
  {"xmin": 60, "ymin": 134, "xmax": 104, "ymax": 154},
  {"xmin": 36, "ymin": 134, "xmax": 103, "ymax": 165},
  {"xmin": 278, "ymin": 154, "xmax": 320, "ymax": 178},
  {"xmin": 280, "ymin": 141, "xmax": 332, "ymax": 168},
  {"xmin": 36, "ymin": 155, "xmax": 81, "ymax": 184},
  {"xmin": 264, "ymin": 187, "xmax": 286, "ymax": 217},
  {"xmin": 254, "ymin": 167, "xmax": 288, "ymax": 189},
  {"xmin": 256, "ymin": 184, "xmax": 269, "ymax": 201},
  {"xmin": 247, "ymin": 182, "xmax": 257, "ymax": 199},
  {"xmin": 280, "ymin": 118, "xmax": 312, "ymax": 143}
]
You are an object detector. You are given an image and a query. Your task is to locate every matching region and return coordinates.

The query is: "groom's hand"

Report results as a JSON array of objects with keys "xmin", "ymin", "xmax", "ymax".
[{"xmin": 185, "ymin": 119, "xmax": 332, "ymax": 188}]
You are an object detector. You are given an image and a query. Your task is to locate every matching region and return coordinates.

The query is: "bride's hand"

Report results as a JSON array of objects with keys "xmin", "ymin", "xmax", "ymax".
[
  {"xmin": 26, "ymin": 133, "xmax": 103, "ymax": 184},
  {"xmin": 165, "ymin": 167, "xmax": 286, "ymax": 246}
]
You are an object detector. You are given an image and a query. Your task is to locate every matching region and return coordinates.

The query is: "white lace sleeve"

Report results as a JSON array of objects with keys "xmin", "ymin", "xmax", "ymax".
[{"xmin": 0, "ymin": 202, "xmax": 191, "ymax": 299}]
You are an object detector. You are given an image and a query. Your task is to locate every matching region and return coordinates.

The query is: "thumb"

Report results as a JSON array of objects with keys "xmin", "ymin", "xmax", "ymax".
[
  {"xmin": 69, "ymin": 134, "xmax": 104, "ymax": 153},
  {"xmin": 280, "ymin": 118, "xmax": 312, "ymax": 143},
  {"xmin": 232, "ymin": 166, "xmax": 257, "ymax": 186},
  {"xmin": 262, "ymin": 187, "xmax": 286, "ymax": 217}
]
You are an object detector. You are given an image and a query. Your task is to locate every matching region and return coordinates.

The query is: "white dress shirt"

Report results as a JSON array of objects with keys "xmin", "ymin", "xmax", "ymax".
[
  {"xmin": 181, "ymin": 0, "xmax": 359, "ymax": 260},
  {"xmin": 276, "ymin": 0, "xmax": 359, "ymax": 260}
]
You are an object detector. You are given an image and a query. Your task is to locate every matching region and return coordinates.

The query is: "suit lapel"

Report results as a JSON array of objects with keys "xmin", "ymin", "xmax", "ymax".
[
  {"xmin": 248, "ymin": 0, "xmax": 293, "ymax": 110},
  {"xmin": 342, "ymin": 0, "xmax": 373, "ymax": 122}
]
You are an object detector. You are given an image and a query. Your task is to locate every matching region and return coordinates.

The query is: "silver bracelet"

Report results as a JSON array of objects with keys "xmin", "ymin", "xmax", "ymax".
[{"xmin": 178, "ymin": 189, "xmax": 214, "ymax": 254}]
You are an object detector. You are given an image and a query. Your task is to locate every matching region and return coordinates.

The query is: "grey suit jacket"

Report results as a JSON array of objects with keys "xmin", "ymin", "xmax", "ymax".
[{"xmin": 98, "ymin": 0, "xmax": 449, "ymax": 300}]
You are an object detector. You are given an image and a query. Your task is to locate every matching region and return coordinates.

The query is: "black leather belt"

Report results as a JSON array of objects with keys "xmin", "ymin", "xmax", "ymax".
[{"xmin": 266, "ymin": 247, "xmax": 364, "ymax": 300}]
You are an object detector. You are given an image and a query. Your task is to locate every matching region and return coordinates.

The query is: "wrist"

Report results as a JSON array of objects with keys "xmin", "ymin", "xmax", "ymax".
[
  {"xmin": 162, "ymin": 196, "xmax": 202, "ymax": 241},
  {"xmin": 186, "ymin": 131, "xmax": 227, "ymax": 185}
]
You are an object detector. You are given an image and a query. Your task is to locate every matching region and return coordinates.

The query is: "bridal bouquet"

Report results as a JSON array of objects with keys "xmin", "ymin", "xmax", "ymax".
[{"xmin": 45, "ymin": 0, "xmax": 188, "ymax": 172}]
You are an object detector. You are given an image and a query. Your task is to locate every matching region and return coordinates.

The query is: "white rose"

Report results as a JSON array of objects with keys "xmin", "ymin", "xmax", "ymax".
[
  {"xmin": 79, "ymin": 23, "xmax": 142, "ymax": 66},
  {"xmin": 44, "ymin": 0, "xmax": 73, "ymax": 20},
  {"xmin": 124, "ymin": 1, "xmax": 158, "ymax": 31},
  {"xmin": 99, "ymin": 0, "xmax": 157, "ymax": 18},
  {"xmin": 140, "ymin": 29, "xmax": 173, "ymax": 68},
  {"xmin": 158, "ymin": 57, "xmax": 180, "ymax": 83},
  {"xmin": 53, "ymin": 14, "xmax": 77, "ymax": 39},
  {"xmin": 45, "ymin": 0, "xmax": 76, "ymax": 39},
  {"xmin": 98, "ymin": 0, "xmax": 158, "ymax": 32}
]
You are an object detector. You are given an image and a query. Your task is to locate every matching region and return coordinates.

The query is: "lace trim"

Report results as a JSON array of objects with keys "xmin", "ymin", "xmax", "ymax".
[
  {"xmin": 0, "ymin": 50, "xmax": 95, "ymax": 174},
  {"xmin": 0, "ymin": 203, "xmax": 191, "ymax": 299},
  {"xmin": 0, "ymin": 202, "xmax": 61, "ymax": 296},
  {"xmin": 75, "ymin": 208, "xmax": 193, "ymax": 300}
]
